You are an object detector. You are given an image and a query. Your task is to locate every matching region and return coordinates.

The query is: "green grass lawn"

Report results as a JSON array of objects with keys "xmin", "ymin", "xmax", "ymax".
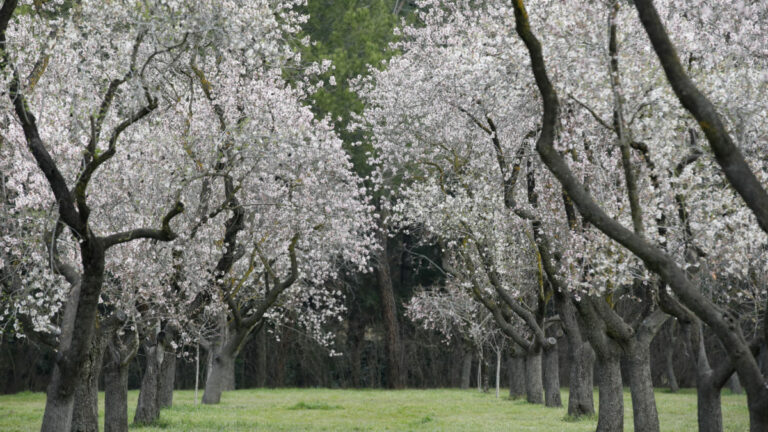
[{"xmin": 0, "ymin": 388, "xmax": 748, "ymax": 431}]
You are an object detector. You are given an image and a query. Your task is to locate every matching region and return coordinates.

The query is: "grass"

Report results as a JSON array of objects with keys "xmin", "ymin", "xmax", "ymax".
[{"xmin": 0, "ymin": 387, "xmax": 749, "ymax": 431}]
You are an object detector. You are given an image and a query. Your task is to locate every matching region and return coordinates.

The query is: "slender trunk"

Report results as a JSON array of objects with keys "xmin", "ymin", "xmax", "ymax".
[
  {"xmin": 376, "ymin": 229, "xmax": 404, "ymax": 389},
  {"xmin": 476, "ymin": 354, "xmax": 482, "ymax": 392},
  {"xmin": 71, "ymin": 325, "xmax": 106, "ymax": 432},
  {"xmin": 664, "ymin": 324, "xmax": 679, "ymax": 392},
  {"xmin": 508, "ymin": 353, "xmax": 526, "ymax": 399},
  {"xmin": 664, "ymin": 346, "xmax": 679, "ymax": 393},
  {"xmin": 726, "ymin": 373, "xmax": 743, "ymax": 395},
  {"xmin": 524, "ymin": 349, "xmax": 544, "ymax": 404},
  {"xmin": 460, "ymin": 350, "xmax": 472, "ymax": 389},
  {"xmin": 542, "ymin": 343, "xmax": 561, "ymax": 407},
  {"xmin": 596, "ymin": 354, "xmax": 623, "ymax": 432},
  {"xmin": 202, "ymin": 351, "xmax": 235, "ymax": 404},
  {"xmin": 627, "ymin": 341, "xmax": 660, "ymax": 432},
  {"xmin": 495, "ymin": 350, "xmax": 501, "ymax": 398},
  {"xmin": 133, "ymin": 341, "xmax": 163, "ymax": 425},
  {"xmin": 103, "ymin": 357, "xmax": 129, "ymax": 432},
  {"xmin": 688, "ymin": 323, "xmax": 724, "ymax": 432}
]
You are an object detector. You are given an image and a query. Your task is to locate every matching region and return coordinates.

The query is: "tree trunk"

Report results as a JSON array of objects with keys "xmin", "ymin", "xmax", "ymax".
[
  {"xmin": 664, "ymin": 345, "xmax": 679, "ymax": 393},
  {"xmin": 376, "ymin": 229, "xmax": 404, "ymax": 389},
  {"xmin": 688, "ymin": 322, "xmax": 724, "ymax": 432},
  {"xmin": 102, "ymin": 324, "xmax": 138, "ymax": 432},
  {"xmin": 476, "ymin": 354, "xmax": 482, "ymax": 392},
  {"xmin": 41, "ymin": 370, "xmax": 76, "ymax": 432},
  {"xmin": 524, "ymin": 349, "xmax": 544, "ymax": 404},
  {"xmin": 698, "ymin": 379, "xmax": 724, "ymax": 432},
  {"xmin": 508, "ymin": 353, "xmax": 526, "ymax": 399},
  {"xmin": 664, "ymin": 324, "xmax": 679, "ymax": 393},
  {"xmin": 256, "ymin": 326, "xmax": 268, "ymax": 387},
  {"xmin": 626, "ymin": 342, "xmax": 660, "ymax": 432},
  {"xmin": 158, "ymin": 354, "xmax": 176, "ymax": 408},
  {"xmin": 542, "ymin": 343, "xmax": 561, "ymax": 407},
  {"xmin": 568, "ymin": 341, "xmax": 595, "ymax": 417},
  {"xmin": 203, "ymin": 351, "xmax": 235, "ymax": 404},
  {"xmin": 133, "ymin": 341, "xmax": 163, "ymax": 425},
  {"xmin": 495, "ymin": 350, "xmax": 501, "ymax": 398},
  {"xmin": 555, "ymin": 291, "xmax": 594, "ymax": 417},
  {"xmin": 41, "ymin": 277, "xmax": 88, "ymax": 432},
  {"xmin": 223, "ymin": 353, "xmax": 236, "ymax": 391},
  {"xmin": 71, "ymin": 325, "xmax": 106, "ymax": 432},
  {"xmin": 104, "ymin": 357, "xmax": 129, "ymax": 432},
  {"xmin": 460, "ymin": 350, "xmax": 472, "ymax": 389},
  {"xmin": 596, "ymin": 354, "xmax": 624, "ymax": 432},
  {"xmin": 726, "ymin": 373, "xmax": 742, "ymax": 395}
]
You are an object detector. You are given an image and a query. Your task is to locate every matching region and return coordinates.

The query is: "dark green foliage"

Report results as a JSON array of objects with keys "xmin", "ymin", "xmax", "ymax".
[{"xmin": 300, "ymin": 0, "xmax": 405, "ymax": 177}]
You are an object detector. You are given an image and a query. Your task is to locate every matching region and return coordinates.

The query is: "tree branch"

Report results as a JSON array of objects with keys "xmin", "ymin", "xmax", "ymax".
[
  {"xmin": 102, "ymin": 201, "xmax": 184, "ymax": 249},
  {"xmin": 633, "ymin": 0, "xmax": 768, "ymax": 234}
]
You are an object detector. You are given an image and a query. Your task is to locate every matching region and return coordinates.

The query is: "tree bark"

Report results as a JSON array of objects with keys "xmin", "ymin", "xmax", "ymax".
[
  {"xmin": 42, "ymin": 253, "xmax": 104, "ymax": 432},
  {"xmin": 202, "ymin": 318, "xmax": 255, "ymax": 404},
  {"xmin": 256, "ymin": 326, "xmax": 268, "ymax": 387},
  {"xmin": 554, "ymin": 290, "xmax": 595, "ymax": 417},
  {"xmin": 625, "ymin": 309, "xmax": 667, "ymax": 432},
  {"xmin": 476, "ymin": 353, "xmax": 482, "ymax": 392},
  {"xmin": 596, "ymin": 354, "xmax": 624, "ymax": 432},
  {"xmin": 664, "ymin": 343, "xmax": 679, "ymax": 393},
  {"xmin": 158, "ymin": 354, "xmax": 176, "ymax": 408},
  {"xmin": 133, "ymin": 340, "xmax": 163, "ymax": 425},
  {"xmin": 460, "ymin": 350, "xmax": 472, "ymax": 389},
  {"xmin": 726, "ymin": 373, "xmax": 743, "ymax": 395},
  {"xmin": 524, "ymin": 349, "xmax": 544, "ymax": 404},
  {"xmin": 376, "ymin": 228, "xmax": 404, "ymax": 389},
  {"xmin": 202, "ymin": 350, "xmax": 235, "ymax": 404},
  {"xmin": 569, "ymin": 341, "xmax": 595, "ymax": 416},
  {"xmin": 102, "ymin": 324, "xmax": 138, "ymax": 432},
  {"xmin": 71, "ymin": 323, "xmax": 106, "ymax": 432},
  {"xmin": 698, "ymin": 379, "xmax": 724, "ymax": 432},
  {"xmin": 542, "ymin": 343, "xmax": 561, "ymax": 407},
  {"xmin": 104, "ymin": 357, "xmax": 129, "ymax": 432},
  {"xmin": 495, "ymin": 350, "xmax": 501, "ymax": 398},
  {"xmin": 626, "ymin": 341, "xmax": 660, "ymax": 432},
  {"xmin": 508, "ymin": 352, "xmax": 526, "ymax": 399}
]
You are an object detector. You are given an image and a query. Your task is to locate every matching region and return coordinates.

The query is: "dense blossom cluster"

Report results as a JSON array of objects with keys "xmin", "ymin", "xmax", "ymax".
[{"xmin": 0, "ymin": 0, "xmax": 374, "ymax": 353}]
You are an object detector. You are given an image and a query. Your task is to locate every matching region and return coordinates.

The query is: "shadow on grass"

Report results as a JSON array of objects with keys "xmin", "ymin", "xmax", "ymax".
[
  {"xmin": 287, "ymin": 401, "xmax": 343, "ymax": 410},
  {"xmin": 562, "ymin": 413, "xmax": 597, "ymax": 423}
]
